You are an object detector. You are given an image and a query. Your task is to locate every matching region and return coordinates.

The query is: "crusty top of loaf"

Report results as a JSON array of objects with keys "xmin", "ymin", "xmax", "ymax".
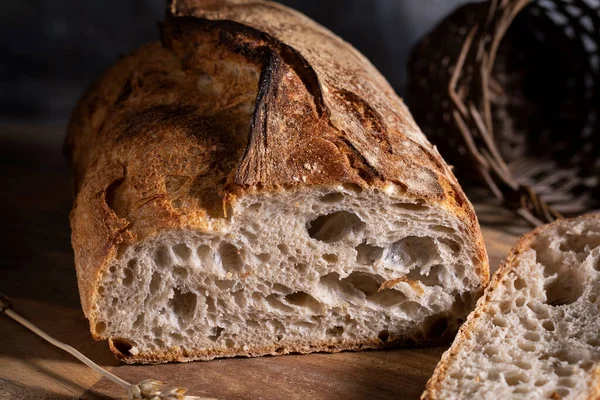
[{"xmin": 66, "ymin": 0, "xmax": 487, "ymax": 316}]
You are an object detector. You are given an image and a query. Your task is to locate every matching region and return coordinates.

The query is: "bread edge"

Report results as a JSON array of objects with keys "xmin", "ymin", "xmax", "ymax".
[{"xmin": 421, "ymin": 213, "xmax": 600, "ymax": 400}]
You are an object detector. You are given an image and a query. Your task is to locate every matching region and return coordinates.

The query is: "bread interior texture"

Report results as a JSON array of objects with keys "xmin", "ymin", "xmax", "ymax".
[
  {"xmin": 93, "ymin": 185, "xmax": 482, "ymax": 362},
  {"xmin": 435, "ymin": 219, "xmax": 600, "ymax": 399}
]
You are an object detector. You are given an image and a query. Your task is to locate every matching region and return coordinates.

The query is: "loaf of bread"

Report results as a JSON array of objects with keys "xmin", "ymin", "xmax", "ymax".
[
  {"xmin": 422, "ymin": 215, "xmax": 600, "ymax": 399},
  {"xmin": 66, "ymin": 0, "xmax": 488, "ymax": 363}
]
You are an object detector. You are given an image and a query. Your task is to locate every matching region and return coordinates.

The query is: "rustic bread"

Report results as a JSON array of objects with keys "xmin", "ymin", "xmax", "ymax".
[
  {"xmin": 66, "ymin": 0, "xmax": 488, "ymax": 364},
  {"xmin": 422, "ymin": 214, "xmax": 600, "ymax": 399}
]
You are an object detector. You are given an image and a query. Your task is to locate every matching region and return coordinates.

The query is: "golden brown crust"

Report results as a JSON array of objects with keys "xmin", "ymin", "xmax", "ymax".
[
  {"xmin": 67, "ymin": 0, "xmax": 488, "ymax": 362},
  {"xmin": 110, "ymin": 332, "xmax": 447, "ymax": 365},
  {"xmin": 421, "ymin": 214, "xmax": 600, "ymax": 400}
]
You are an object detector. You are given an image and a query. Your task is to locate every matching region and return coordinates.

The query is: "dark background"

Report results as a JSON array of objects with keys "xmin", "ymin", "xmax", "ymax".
[{"xmin": 0, "ymin": 0, "xmax": 474, "ymax": 125}]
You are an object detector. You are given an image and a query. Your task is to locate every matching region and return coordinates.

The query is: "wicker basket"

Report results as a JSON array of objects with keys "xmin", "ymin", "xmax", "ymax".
[{"xmin": 408, "ymin": 0, "xmax": 600, "ymax": 226}]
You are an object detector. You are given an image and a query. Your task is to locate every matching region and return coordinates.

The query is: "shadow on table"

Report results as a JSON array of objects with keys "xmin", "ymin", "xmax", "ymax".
[{"xmin": 0, "ymin": 123, "xmax": 79, "ymax": 308}]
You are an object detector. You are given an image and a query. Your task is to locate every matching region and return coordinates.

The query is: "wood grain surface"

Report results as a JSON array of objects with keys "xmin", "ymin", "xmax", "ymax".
[{"xmin": 0, "ymin": 123, "xmax": 529, "ymax": 400}]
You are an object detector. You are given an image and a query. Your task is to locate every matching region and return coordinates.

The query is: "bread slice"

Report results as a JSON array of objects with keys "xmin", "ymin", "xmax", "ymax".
[
  {"xmin": 66, "ymin": 0, "xmax": 488, "ymax": 364},
  {"xmin": 422, "ymin": 214, "xmax": 600, "ymax": 399}
]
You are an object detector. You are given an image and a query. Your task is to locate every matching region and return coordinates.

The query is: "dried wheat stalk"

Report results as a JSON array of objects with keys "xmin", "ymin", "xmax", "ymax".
[{"xmin": 0, "ymin": 293, "xmax": 216, "ymax": 400}]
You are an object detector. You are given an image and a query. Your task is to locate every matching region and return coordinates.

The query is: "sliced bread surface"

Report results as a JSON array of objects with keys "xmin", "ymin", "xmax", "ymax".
[{"xmin": 423, "ymin": 214, "xmax": 600, "ymax": 399}]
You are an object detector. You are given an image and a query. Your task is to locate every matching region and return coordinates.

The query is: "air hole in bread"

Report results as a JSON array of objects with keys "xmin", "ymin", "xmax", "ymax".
[
  {"xmin": 197, "ymin": 245, "xmax": 213, "ymax": 264},
  {"xmin": 266, "ymin": 294, "xmax": 294, "ymax": 313},
  {"xmin": 112, "ymin": 338, "xmax": 134, "ymax": 357},
  {"xmin": 109, "ymin": 266, "xmax": 117, "ymax": 273},
  {"xmin": 98, "ymin": 286, "xmax": 105, "ymax": 294},
  {"xmin": 219, "ymin": 242, "xmax": 244, "ymax": 273},
  {"xmin": 515, "ymin": 297, "xmax": 525, "ymax": 307},
  {"xmin": 594, "ymin": 259, "xmax": 600, "ymax": 272},
  {"xmin": 588, "ymin": 338, "xmax": 600, "ymax": 347},
  {"xmin": 215, "ymin": 280, "xmax": 233, "ymax": 291},
  {"xmin": 149, "ymin": 274, "xmax": 163, "ymax": 298},
  {"xmin": 504, "ymin": 373, "xmax": 526, "ymax": 386},
  {"xmin": 558, "ymin": 377, "xmax": 576, "ymax": 388},
  {"xmin": 542, "ymin": 320, "xmax": 555, "ymax": 331},
  {"xmin": 240, "ymin": 228, "xmax": 257, "ymax": 241},
  {"xmin": 326, "ymin": 326, "xmax": 344, "ymax": 337},
  {"xmin": 385, "ymin": 236, "xmax": 440, "ymax": 271},
  {"xmin": 588, "ymin": 294, "xmax": 597, "ymax": 303},
  {"xmin": 267, "ymin": 319, "xmax": 286, "ymax": 335},
  {"xmin": 173, "ymin": 243, "xmax": 192, "ymax": 260},
  {"xmin": 320, "ymin": 192, "xmax": 344, "ymax": 203},
  {"xmin": 407, "ymin": 264, "xmax": 443, "ymax": 287},
  {"xmin": 341, "ymin": 182, "xmax": 362, "ymax": 194},
  {"xmin": 518, "ymin": 341, "xmax": 536, "ymax": 352},
  {"xmin": 391, "ymin": 202, "xmax": 428, "ymax": 212},
  {"xmin": 355, "ymin": 242, "xmax": 384, "ymax": 265},
  {"xmin": 208, "ymin": 326, "xmax": 224, "ymax": 342},
  {"xmin": 526, "ymin": 301, "xmax": 549, "ymax": 318},
  {"xmin": 257, "ymin": 253, "xmax": 271, "ymax": 262},
  {"xmin": 431, "ymin": 224, "xmax": 455, "ymax": 234},
  {"xmin": 132, "ymin": 314, "xmax": 144, "ymax": 329},
  {"xmin": 225, "ymin": 338, "xmax": 235, "ymax": 348},
  {"xmin": 95, "ymin": 321, "xmax": 107, "ymax": 334},
  {"xmin": 556, "ymin": 365, "xmax": 575, "ymax": 377},
  {"xmin": 400, "ymin": 301, "xmax": 422, "ymax": 317},
  {"xmin": 322, "ymin": 253, "xmax": 338, "ymax": 263},
  {"xmin": 248, "ymin": 203, "xmax": 262, "ymax": 212},
  {"xmin": 554, "ymin": 349, "xmax": 586, "ymax": 365},
  {"xmin": 378, "ymin": 329, "xmax": 390, "ymax": 343},
  {"xmin": 369, "ymin": 289, "xmax": 406, "ymax": 307},
  {"xmin": 559, "ymin": 234, "xmax": 600, "ymax": 254},
  {"xmin": 493, "ymin": 316, "xmax": 509, "ymax": 328},
  {"xmin": 514, "ymin": 277, "xmax": 526, "ymax": 290},
  {"xmin": 123, "ymin": 268, "xmax": 133, "ymax": 287},
  {"xmin": 425, "ymin": 316, "xmax": 449, "ymax": 339},
  {"xmin": 272, "ymin": 283, "xmax": 292, "ymax": 294},
  {"xmin": 307, "ymin": 211, "xmax": 365, "ymax": 243},
  {"xmin": 438, "ymin": 238, "xmax": 461, "ymax": 255},
  {"xmin": 544, "ymin": 273, "xmax": 583, "ymax": 306},
  {"xmin": 232, "ymin": 290, "xmax": 246, "ymax": 308},
  {"xmin": 170, "ymin": 289, "xmax": 197, "ymax": 323},
  {"xmin": 484, "ymin": 346, "xmax": 498, "ymax": 356},
  {"xmin": 524, "ymin": 331, "xmax": 540, "ymax": 342},
  {"xmin": 174, "ymin": 266, "xmax": 189, "ymax": 279},
  {"xmin": 342, "ymin": 272, "xmax": 382, "ymax": 296},
  {"xmin": 127, "ymin": 259, "xmax": 137, "ymax": 271},
  {"xmin": 534, "ymin": 378, "xmax": 549, "ymax": 387},
  {"xmin": 284, "ymin": 291, "xmax": 323, "ymax": 313},
  {"xmin": 278, "ymin": 243, "xmax": 290, "ymax": 254},
  {"xmin": 154, "ymin": 246, "xmax": 172, "ymax": 268},
  {"xmin": 294, "ymin": 263, "xmax": 308, "ymax": 274}
]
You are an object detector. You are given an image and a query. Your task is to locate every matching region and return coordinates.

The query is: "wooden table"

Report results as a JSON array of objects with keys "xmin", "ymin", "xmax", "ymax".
[{"xmin": 0, "ymin": 123, "xmax": 530, "ymax": 399}]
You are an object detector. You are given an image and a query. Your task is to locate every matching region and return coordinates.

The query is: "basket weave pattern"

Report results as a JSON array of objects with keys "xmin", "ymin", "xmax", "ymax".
[{"xmin": 409, "ymin": 0, "xmax": 600, "ymax": 226}]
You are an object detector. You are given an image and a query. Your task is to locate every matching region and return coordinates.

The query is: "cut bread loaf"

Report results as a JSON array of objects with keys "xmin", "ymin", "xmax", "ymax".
[
  {"xmin": 422, "ymin": 214, "xmax": 600, "ymax": 400},
  {"xmin": 66, "ymin": 0, "xmax": 488, "ymax": 363}
]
